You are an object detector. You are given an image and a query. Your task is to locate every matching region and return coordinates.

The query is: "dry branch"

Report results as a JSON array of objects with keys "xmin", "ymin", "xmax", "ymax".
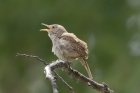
[{"xmin": 16, "ymin": 53, "xmax": 114, "ymax": 93}]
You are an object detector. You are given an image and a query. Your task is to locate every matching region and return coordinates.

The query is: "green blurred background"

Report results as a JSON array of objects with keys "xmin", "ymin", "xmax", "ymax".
[{"xmin": 0, "ymin": 0, "xmax": 140, "ymax": 93}]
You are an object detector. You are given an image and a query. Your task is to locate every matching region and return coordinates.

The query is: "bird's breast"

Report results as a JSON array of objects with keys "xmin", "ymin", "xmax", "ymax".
[{"xmin": 52, "ymin": 43, "xmax": 67, "ymax": 61}]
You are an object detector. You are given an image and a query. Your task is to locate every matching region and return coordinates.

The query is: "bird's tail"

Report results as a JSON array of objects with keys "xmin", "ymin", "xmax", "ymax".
[{"xmin": 78, "ymin": 57, "xmax": 93, "ymax": 79}]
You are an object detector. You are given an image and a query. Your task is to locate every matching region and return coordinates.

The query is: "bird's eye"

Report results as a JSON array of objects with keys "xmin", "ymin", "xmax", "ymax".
[{"xmin": 52, "ymin": 26, "xmax": 55, "ymax": 29}]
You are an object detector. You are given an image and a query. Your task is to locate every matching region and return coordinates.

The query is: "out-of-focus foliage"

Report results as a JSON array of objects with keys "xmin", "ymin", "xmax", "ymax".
[{"xmin": 0, "ymin": 0, "xmax": 140, "ymax": 93}]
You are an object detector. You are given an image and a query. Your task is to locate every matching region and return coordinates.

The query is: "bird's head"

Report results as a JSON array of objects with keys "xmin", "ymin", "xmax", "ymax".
[{"xmin": 40, "ymin": 23, "xmax": 67, "ymax": 38}]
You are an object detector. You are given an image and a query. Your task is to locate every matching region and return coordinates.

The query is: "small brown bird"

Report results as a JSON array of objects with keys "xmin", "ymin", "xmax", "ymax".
[{"xmin": 40, "ymin": 23, "xmax": 93, "ymax": 79}]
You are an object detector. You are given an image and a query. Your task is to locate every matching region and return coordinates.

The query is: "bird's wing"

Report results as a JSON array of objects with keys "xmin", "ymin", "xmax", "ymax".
[{"xmin": 60, "ymin": 33, "xmax": 88, "ymax": 59}]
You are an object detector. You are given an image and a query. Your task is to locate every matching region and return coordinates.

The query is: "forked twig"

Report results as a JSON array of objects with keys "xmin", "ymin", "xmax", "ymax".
[
  {"xmin": 16, "ymin": 53, "xmax": 74, "ymax": 93},
  {"xmin": 16, "ymin": 53, "xmax": 114, "ymax": 93}
]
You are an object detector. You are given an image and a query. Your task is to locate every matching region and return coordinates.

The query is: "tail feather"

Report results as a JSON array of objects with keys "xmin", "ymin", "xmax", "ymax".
[{"xmin": 78, "ymin": 57, "xmax": 93, "ymax": 79}]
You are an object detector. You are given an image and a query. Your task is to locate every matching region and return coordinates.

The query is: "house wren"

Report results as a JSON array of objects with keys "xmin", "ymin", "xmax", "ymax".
[{"xmin": 40, "ymin": 23, "xmax": 93, "ymax": 79}]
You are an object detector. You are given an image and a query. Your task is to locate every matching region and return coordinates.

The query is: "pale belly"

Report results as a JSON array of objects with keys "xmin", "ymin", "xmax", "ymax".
[
  {"xmin": 52, "ymin": 45, "xmax": 67, "ymax": 61},
  {"xmin": 52, "ymin": 46, "xmax": 78, "ymax": 62}
]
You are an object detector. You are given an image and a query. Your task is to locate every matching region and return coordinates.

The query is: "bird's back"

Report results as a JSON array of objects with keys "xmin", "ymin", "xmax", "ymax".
[{"xmin": 60, "ymin": 33, "xmax": 88, "ymax": 60}]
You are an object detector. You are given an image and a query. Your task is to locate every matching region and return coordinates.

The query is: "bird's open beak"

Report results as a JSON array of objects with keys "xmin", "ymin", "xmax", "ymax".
[{"xmin": 40, "ymin": 23, "xmax": 50, "ymax": 32}]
